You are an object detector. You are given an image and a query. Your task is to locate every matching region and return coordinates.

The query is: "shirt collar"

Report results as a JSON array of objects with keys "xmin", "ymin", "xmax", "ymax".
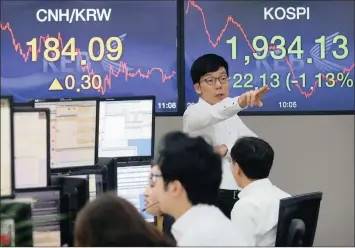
[
  {"xmin": 238, "ymin": 178, "xmax": 273, "ymax": 199},
  {"xmin": 171, "ymin": 204, "xmax": 214, "ymax": 242},
  {"xmin": 198, "ymin": 97, "xmax": 210, "ymax": 106}
]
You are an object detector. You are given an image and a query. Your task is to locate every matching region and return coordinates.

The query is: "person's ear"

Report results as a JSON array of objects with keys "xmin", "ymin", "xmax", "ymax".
[
  {"xmin": 194, "ymin": 83, "xmax": 202, "ymax": 95},
  {"xmin": 235, "ymin": 163, "xmax": 242, "ymax": 176},
  {"xmin": 168, "ymin": 180, "xmax": 184, "ymax": 197}
]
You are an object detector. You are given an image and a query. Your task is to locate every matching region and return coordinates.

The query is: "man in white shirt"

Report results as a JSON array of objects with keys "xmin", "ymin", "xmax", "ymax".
[
  {"xmin": 183, "ymin": 53, "xmax": 269, "ymax": 218},
  {"xmin": 150, "ymin": 131, "xmax": 251, "ymax": 246},
  {"xmin": 230, "ymin": 136, "xmax": 291, "ymax": 246}
]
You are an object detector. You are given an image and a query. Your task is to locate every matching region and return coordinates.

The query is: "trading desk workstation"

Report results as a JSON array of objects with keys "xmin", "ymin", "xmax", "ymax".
[{"xmin": 0, "ymin": 95, "xmax": 156, "ymax": 246}]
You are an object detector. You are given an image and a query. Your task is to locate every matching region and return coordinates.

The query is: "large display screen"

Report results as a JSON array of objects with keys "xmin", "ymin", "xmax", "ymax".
[
  {"xmin": 184, "ymin": 0, "xmax": 354, "ymax": 113},
  {"xmin": 1, "ymin": 1, "xmax": 178, "ymax": 113}
]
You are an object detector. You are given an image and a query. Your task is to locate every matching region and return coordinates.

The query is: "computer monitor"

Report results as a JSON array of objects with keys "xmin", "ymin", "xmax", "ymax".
[
  {"xmin": 1, "ymin": 96, "xmax": 15, "ymax": 199},
  {"xmin": 34, "ymin": 98, "xmax": 98, "ymax": 169},
  {"xmin": 15, "ymin": 187, "xmax": 67, "ymax": 247},
  {"xmin": 50, "ymin": 176, "xmax": 89, "ymax": 214},
  {"xmin": 98, "ymin": 96, "xmax": 155, "ymax": 161},
  {"xmin": 63, "ymin": 172, "xmax": 104, "ymax": 202},
  {"xmin": 0, "ymin": 200, "xmax": 33, "ymax": 246},
  {"xmin": 275, "ymin": 192, "xmax": 323, "ymax": 247},
  {"xmin": 14, "ymin": 108, "xmax": 50, "ymax": 189},
  {"xmin": 116, "ymin": 162, "xmax": 154, "ymax": 222}
]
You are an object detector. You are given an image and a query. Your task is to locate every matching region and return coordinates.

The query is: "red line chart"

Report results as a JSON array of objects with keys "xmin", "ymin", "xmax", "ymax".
[
  {"xmin": 186, "ymin": 0, "xmax": 355, "ymax": 98},
  {"xmin": 0, "ymin": 21, "xmax": 176, "ymax": 95}
]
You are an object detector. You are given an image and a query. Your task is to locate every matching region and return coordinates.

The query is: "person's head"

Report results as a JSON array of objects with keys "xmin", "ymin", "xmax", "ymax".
[
  {"xmin": 230, "ymin": 137, "xmax": 274, "ymax": 188},
  {"xmin": 151, "ymin": 131, "xmax": 222, "ymax": 219},
  {"xmin": 144, "ymin": 165, "xmax": 163, "ymax": 216},
  {"xmin": 190, "ymin": 54, "xmax": 229, "ymax": 105},
  {"xmin": 74, "ymin": 193, "xmax": 175, "ymax": 247}
]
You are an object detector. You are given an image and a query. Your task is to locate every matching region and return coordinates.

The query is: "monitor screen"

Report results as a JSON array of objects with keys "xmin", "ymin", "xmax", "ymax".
[
  {"xmin": 116, "ymin": 165, "xmax": 154, "ymax": 222},
  {"xmin": 34, "ymin": 100, "xmax": 96, "ymax": 168},
  {"xmin": 65, "ymin": 174, "xmax": 103, "ymax": 202},
  {"xmin": 1, "ymin": 98, "xmax": 13, "ymax": 198},
  {"xmin": 98, "ymin": 99, "xmax": 154, "ymax": 158},
  {"xmin": 16, "ymin": 189, "xmax": 62, "ymax": 247},
  {"xmin": 14, "ymin": 111, "xmax": 48, "ymax": 189},
  {"xmin": 1, "ymin": 1, "xmax": 178, "ymax": 114},
  {"xmin": 184, "ymin": 0, "xmax": 354, "ymax": 113}
]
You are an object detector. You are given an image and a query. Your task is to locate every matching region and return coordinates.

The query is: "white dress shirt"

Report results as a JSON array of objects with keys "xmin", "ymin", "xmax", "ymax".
[
  {"xmin": 183, "ymin": 97, "xmax": 257, "ymax": 190},
  {"xmin": 231, "ymin": 178, "xmax": 291, "ymax": 246},
  {"xmin": 171, "ymin": 204, "xmax": 252, "ymax": 246}
]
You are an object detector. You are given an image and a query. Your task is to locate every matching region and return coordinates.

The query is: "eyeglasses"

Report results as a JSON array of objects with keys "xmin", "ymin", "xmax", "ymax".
[
  {"xmin": 201, "ymin": 75, "xmax": 229, "ymax": 86},
  {"xmin": 149, "ymin": 173, "xmax": 162, "ymax": 187}
]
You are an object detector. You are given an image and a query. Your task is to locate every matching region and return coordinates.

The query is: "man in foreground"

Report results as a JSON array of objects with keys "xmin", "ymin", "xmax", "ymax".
[{"xmin": 149, "ymin": 131, "xmax": 253, "ymax": 246}]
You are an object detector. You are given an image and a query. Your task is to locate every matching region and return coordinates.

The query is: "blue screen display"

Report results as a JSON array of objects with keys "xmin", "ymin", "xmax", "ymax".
[
  {"xmin": 1, "ymin": 1, "xmax": 178, "ymax": 113},
  {"xmin": 184, "ymin": 0, "xmax": 354, "ymax": 112}
]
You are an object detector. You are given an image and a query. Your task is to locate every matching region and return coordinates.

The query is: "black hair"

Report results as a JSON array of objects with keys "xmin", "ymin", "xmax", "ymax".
[
  {"xmin": 156, "ymin": 131, "xmax": 222, "ymax": 205},
  {"xmin": 190, "ymin": 54, "xmax": 229, "ymax": 84},
  {"xmin": 74, "ymin": 193, "xmax": 176, "ymax": 247},
  {"xmin": 231, "ymin": 137, "xmax": 274, "ymax": 179}
]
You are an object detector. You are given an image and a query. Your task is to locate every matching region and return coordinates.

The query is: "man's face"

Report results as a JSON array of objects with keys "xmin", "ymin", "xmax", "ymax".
[
  {"xmin": 144, "ymin": 167, "xmax": 162, "ymax": 216},
  {"xmin": 194, "ymin": 67, "xmax": 229, "ymax": 105},
  {"xmin": 147, "ymin": 165, "xmax": 174, "ymax": 215}
]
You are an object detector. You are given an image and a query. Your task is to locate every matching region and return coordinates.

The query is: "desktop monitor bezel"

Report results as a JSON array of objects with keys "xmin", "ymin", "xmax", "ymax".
[
  {"xmin": 13, "ymin": 108, "xmax": 51, "ymax": 189},
  {"xmin": 276, "ymin": 191, "xmax": 323, "ymax": 247},
  {"xmin": 33, "ymin": 97, "xmax": 100, "ymax": 171},
  {"xmin": 0, "ymin": 95, "xmax": 15, "ymax": 200},
  {"xmin": 15, "ymin": 186, "xmax": 69, "ymax": 246},
  {"xmin": 14, "ymin": 101, "xmax": 34, "ymax": 108},
  {"xmin": 97, "ymin": 96, "xmax": 156, "ymax": 161},
  {"xmin": 51, "ymin": 176, "xmax": 90, "ymax": 213},
  {"xmin": 52, "ymin": 168, "xmax": 106, "ymax": 195}
]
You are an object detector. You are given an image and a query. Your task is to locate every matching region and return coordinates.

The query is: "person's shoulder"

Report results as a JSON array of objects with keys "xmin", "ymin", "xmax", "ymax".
[
  {"xmin": 272, "ymin": 184, "xmax": 291, "ymax": 199},
  {"xmin": 183, "ymin": 100, "xmax": 204, "ymax": 116}
]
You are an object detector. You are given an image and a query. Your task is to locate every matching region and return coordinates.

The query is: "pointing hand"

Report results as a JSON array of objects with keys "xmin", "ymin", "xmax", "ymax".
[{"xmin": 237, "ymin": 85, "xmax": 269, "ymax": 108}]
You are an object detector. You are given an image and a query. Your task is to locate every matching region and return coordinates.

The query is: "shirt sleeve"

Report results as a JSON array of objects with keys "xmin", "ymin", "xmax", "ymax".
[
  {"xmin": 231, "ymin": 201, "xmax": 256, "ymax": 246},
  {"xmin": 183, "ymin": 97, "xmax": 245, "ymax": 132}
]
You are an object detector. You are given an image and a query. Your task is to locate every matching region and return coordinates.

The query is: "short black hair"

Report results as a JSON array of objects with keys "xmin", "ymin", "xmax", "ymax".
[
  {"xmin": 190, "ymin": 54, "xmax": 229, "ymax": 84},
  {"xmin": 157, "ymin": 131, "xmax": 222, "ymax": 205},
  {"xmin": 231, "ymin": 137, "xmax": 274, "ymax": 179}
]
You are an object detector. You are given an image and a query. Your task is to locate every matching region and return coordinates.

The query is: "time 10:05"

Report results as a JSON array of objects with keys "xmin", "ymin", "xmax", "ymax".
[
  {"xmin": 158, "ymin": 102, "xmax": 177, "ymax": 109},
  {"xmin": 279, "ymin": 101, "xmax": 297, "ymax": 108}
]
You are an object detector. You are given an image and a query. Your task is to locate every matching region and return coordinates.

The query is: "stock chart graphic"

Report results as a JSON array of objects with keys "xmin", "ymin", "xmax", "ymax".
[
  {"xmin": 1, "ymin": 1, "xmax": 178, "ymax": 113},
  {"xmin": 184, "ymin": 0, "xmax": 355, "ymax": 112}
]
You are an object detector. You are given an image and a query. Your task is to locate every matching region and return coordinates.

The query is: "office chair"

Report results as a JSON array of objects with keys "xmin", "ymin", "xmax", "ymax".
[{"xmin": 275, "ymin": 192, "xmax": 323, "ymax": 247}]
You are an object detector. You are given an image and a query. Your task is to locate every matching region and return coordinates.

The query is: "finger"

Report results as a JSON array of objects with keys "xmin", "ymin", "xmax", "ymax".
[
  {"xmin": 256, "ymin": 85, "xmax": 269, "ymax": 98},
  {"xmin": 256, "ymin": 85, "xmax": 269, "ymax": 95},
  {"xmin": 250, "ymin": 91, "xmax": 256, "ymax": 106},
  {"xmin": 257, "ymin": 100, "xmax": 263, "ymax": 107},
  {"xmin": 246, "ymin": 91, "xmax": 252, "ymax": 106}
]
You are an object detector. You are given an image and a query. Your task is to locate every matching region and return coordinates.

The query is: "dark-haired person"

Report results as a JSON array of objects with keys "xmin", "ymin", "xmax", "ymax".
[
  {"xmin": 183, "ymin": 53, "xmax": 269, "ymax": 218},
  {"xmin": 74, "ymin": 193, "xmax": 176, "ymax": 247},
  {"xmin": 151, "ymin": 131, "xmax": 252, "ymax": 246},
  {"xmin": 230, "ymin": 137, "xmax": 290, "ymax": 246},
  {"xmin": 144, "ymin": 167, "xmax": 175, "ymax": 240}
]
